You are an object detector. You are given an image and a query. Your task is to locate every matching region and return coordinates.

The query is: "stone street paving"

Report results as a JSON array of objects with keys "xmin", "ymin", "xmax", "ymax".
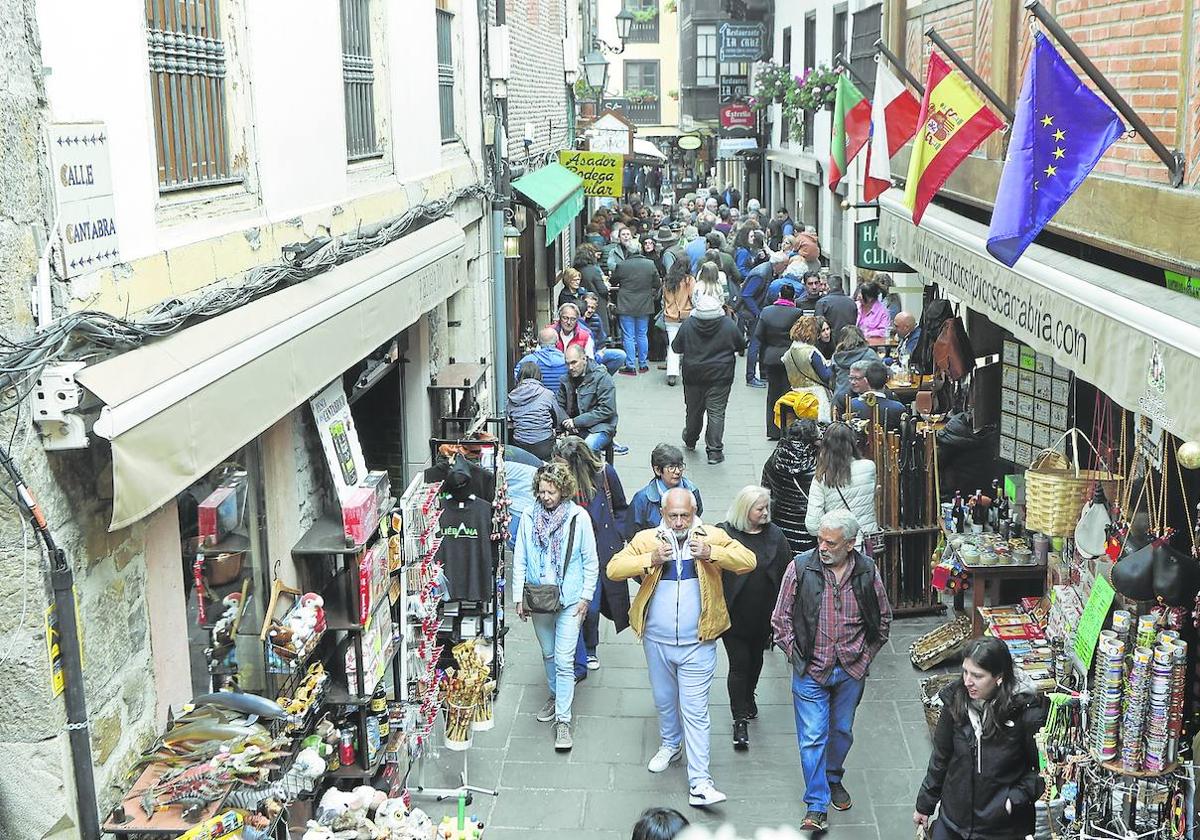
[{"xmin": 421, "ymin": 369, "xmax": 954, "ymax": 838}]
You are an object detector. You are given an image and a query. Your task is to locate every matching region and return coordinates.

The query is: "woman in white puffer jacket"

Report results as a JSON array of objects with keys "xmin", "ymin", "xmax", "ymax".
[{"xmin": 804, "ymin": 422, "xmax": 878, "ymax": 540}]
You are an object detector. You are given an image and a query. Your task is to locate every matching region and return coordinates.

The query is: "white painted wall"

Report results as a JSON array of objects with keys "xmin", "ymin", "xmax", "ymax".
[{"xmin": 36, "ymin": 0, "xmax": 485, "ymax": 262}]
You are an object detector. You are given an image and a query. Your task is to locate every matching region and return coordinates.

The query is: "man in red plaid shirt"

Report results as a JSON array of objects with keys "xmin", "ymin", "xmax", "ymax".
[{"xmin": 770, "ymin": 509, "xmax": 893, "ymax": 833}]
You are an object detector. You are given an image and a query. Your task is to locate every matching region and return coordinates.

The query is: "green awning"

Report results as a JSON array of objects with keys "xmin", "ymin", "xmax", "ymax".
[{"xmin": 512, "ymin": 163, "xmax": 585, "ymax": 242}]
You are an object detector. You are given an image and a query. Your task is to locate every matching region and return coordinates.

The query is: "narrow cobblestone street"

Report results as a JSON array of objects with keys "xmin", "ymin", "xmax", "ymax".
[{"xmin": 420, "ymin": 370, "xmax": 954, "ymax": 838}]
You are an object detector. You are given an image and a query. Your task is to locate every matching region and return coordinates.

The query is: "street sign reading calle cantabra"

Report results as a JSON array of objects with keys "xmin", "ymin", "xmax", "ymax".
[
  {"xmin": 855, "ymin": 218, "xmax": 912, "ymax": 272},
  {"xmin": 49, "ymin": 122, "xmax": 121, "ymax": 278}
]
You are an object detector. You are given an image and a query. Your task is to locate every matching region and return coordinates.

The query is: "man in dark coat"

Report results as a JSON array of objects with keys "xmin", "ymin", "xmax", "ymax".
[
  {"xmin": 738, "ymin": 252, "xmax": 789, "ymax": 388},
  {"xmin": 815, "ymin": 273, "xmax": 858, "ymax": 346},
  {"xmin": 558, "ymin": 345, "xmax": 619, "ymax": 451},
  {"xmin": 754, "ymin": 285, "xmax": 804, "ymax": 439},
  {"xmin": 611, "ymin": 246, "xmax": 662, "ymax": 375},
  {"xmin": 671, "ymin": 297, "xmax": 747, "ymax": 464}
]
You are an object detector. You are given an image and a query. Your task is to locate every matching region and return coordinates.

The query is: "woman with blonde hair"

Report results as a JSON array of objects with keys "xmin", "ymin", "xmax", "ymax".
[
  {"xmin": 718, "ymin": 485, "xmax": 791, "ymax": 751},
  {"xmin": 557, "ymin": 267, "xmax": 585, "ymax": 310},
  {"xmin": 781, "ymin": 315, "xmax": 833, "ymax": 422},
  {"xmin": 694, "ymin": 258, "xmax": 727, "ymax": 307},
  {"xmin": 512, "ymin": 460, "xmax": 600, "ymax": 752}
]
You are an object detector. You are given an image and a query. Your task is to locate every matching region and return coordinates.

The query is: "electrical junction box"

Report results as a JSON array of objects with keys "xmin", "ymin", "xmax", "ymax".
[{"xmin": 33, "ymin": 361, "xmax": 89, "ymax": 450}]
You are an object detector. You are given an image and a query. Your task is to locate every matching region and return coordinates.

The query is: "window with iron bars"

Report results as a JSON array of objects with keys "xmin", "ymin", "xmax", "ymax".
[
  {"xmin": 145, "ymin": 0, "xmax": 240, "ymax": 192},
  {"xmin": 436, "ymin": 10, "xmax": 456, "ymax": 143},
  {"xmin": 341, "ymin": 0, "xmax": 380, "ymax": 161}
]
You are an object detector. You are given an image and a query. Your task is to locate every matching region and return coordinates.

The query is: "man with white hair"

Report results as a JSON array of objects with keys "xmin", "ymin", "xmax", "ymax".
[
  {"xmin": 609, "ymin": 487, "xmax": 756, "ymax": 808},
  {"xmin": 770, "ymin": 509, "xmax": 893, "ymax": 833}
]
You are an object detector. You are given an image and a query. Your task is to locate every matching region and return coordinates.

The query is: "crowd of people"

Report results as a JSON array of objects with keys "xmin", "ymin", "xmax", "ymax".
[{"xmin": 500, "ymin": 185, "xmax": 1044, "ymax": 838}]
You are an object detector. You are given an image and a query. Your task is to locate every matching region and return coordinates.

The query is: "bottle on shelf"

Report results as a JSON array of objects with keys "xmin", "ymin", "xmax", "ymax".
[
  {"xmin": 951, "ymin": 491, "xmax": 966, "ymax": 534},
  {"xmin": 970, "ymin": 489, "xmax": 987, "ymax": 534}
]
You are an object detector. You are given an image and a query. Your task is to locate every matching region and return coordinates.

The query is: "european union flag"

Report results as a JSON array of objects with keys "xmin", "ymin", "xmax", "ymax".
[{"xmin": 987, "ymin": 33, "xmax": 1123, "ymax": 267}]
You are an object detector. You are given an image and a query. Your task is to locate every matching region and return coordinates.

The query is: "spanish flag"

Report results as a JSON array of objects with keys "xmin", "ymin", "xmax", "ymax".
[{"xmin": 904, "ymin": 53, "xmax": 1004, "ymax": 225}]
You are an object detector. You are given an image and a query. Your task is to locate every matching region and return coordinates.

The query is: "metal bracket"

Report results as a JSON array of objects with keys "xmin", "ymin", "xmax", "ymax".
[
  {"xmin": 32, "ymin": 361, "xmax": 90, "ymax": 450},
  {"xmin": 874, "ymin": 39, "xmax": 926, "ymax": 96}
]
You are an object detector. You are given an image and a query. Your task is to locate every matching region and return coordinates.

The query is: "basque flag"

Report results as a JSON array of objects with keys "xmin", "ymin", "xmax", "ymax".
[
  {"xmin": 904, "ymin": 53, "xmax": 1004, "ymax": 225},
  {"xmin": 986, "ymin": 33, "xmax": 1123, "ymax": 266},
  {"xmin": 863, "ymin": 62, "xmax": 920, "ymax": 201}
]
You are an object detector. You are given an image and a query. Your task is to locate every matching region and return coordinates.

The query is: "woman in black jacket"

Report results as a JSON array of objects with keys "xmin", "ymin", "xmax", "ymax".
[
  {"xmin": 760, "ymin": 419, "xmax": 820, "ymax": 555},
  {"xmin": 754, "ymin": 284, "xmax": 804, "ymax": 439},
  {"xmin": 574, "ymin": 245, "xmax": 611, "ymax": 335},
  {"xmin": 718, "ymin": 485, "xmax": 791, "ymax": 751},
  {"xmin": 914, "ymin": 638, "xmax": 1047, "ymax": 840}
]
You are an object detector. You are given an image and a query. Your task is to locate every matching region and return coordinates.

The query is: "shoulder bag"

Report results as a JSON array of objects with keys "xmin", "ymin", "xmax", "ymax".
[{"xmin": 523, "ymin": 517, "xmax": 577, "ymax": 613}]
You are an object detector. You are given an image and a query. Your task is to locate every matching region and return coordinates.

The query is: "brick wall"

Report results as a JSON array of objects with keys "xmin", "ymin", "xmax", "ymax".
[
  {"xmin": 904, "ymin": 0, "xmax": 976, "ymax": 82},
  {"xmin": 1186, "ymin": 1, "xmax": 1200, "ymax": 187},
  {"xmin": 501, "ymin": 0, "xmax": 572, "ymax": 160},
  {"xmin": 1045, "ymin": 0, "xmax": 1186, "ymax": 184}
]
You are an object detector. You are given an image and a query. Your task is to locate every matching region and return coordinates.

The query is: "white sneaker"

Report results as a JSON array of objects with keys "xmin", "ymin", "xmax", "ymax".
[
  {"xmin": 688, "ymin": 781, "xmax": 727, "ymax": 807},
  {"xmin": 647, "ymin": 744, "xmax": 683, "ymax": 773}
]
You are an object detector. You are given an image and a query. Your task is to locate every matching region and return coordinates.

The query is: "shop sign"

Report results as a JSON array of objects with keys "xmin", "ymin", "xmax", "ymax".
[
  {"xmin": 588, "ymin": 111, "xmax": 635, "ymax": 155},
  {"xmin": 878, "ymin": 201, "xmax": 1200, "ymax": 443},
  {"xmin": 717, "ymin": 138, "xmax": 757, "ymax": 160},
  {"xmin": 557, "ymin": 150, "xmax": 624, "ymax": 198},
  {"xmin": 855, "ymin": 219, "xmax": 911, "ymax": 272},
  {"xmin": 720, "ymin": 76, "xmax": 749, "ymax": 103},
  {"xmin": 310, "ymin": 381, "xmax": 368, "ymax": 503},
  {"xmin": 718, "ymin": 22, "xmax": 765, "ymax": 62},
  {"xmin": 49, "ymin": 122, "xmax": 121, "ymax": 278},
  {"xmin": 719, "ymin": 103, "xmax": 755, "ymax": 132}
]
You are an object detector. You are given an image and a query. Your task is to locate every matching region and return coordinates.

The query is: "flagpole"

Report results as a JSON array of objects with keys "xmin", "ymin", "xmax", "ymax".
[
  {"xmin": 873, "ymin": 40, "xmax": 925, "ymax": 96},
  {"xmin": 1023, "ymin": 0, "xmax": 1185, "ymax": 187},
  {"xmin": 832, "ymin": 53, "xmax": 871, "ymax": 91},
  {"xmin": 924, "ymin": 28, "xmax": 1016, "ymax": 123}
]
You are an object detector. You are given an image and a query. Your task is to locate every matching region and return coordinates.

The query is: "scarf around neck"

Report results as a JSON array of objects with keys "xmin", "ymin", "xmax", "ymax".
[{"xmin": 533, "ymin": 501, "xmax": 572, "ymax": 581}]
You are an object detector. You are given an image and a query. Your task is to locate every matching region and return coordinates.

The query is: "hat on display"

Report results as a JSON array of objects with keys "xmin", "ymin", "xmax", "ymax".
[{"xmin": 692, "ymin": 295, "xmax": 724, "ymax": 320}]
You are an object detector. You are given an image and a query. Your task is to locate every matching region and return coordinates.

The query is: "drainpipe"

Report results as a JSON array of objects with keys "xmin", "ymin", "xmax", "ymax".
[
  {"xmin": 484, "ymin": 0, "xmax": 511, "ymax": 413},
  {"xmin": 0, "ymin": 446, "xmax": 99, "ymax": 838}
]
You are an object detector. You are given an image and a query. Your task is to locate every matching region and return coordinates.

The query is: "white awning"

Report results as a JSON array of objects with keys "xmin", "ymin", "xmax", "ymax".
[
  {"xmin": 632, "ymin": 139, "xmax": 667, "ymax": 161},
  {"xmin": 78, "ymin": 218, "xmax": 466, "ymax": 531},
  {"xmin": 878, "ymin": 194, "xmax": 1200, "ymax": 443}
]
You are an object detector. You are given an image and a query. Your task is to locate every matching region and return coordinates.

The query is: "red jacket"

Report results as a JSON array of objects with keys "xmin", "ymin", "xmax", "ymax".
[{"xmin": 547, "ymin": 322, "xmax": 594, "ymax": 356}]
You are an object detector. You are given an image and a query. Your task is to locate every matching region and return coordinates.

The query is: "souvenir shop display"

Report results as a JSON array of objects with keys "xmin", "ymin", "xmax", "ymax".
[{"xmin": 105, "ymin": 419, "xmax": 511, "ymax": 838}]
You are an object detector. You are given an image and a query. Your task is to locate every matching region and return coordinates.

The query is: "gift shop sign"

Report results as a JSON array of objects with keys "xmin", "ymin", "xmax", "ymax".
[
  {"xmin": 719, "ymin": 103, "xmax": 755, "ymax": 132},
  {"xmin": 49, "ymin": 122, "xmax": 121, "ymax": 278},
  {"xmin": 558, "ymin": 150, "xmax": 625, "ymax": 198}
]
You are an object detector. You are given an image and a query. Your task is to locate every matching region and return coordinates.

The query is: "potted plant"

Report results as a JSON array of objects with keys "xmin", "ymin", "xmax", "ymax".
[
  {"xmin": 750, "ymin": 61, "xmax": 793, "ymax": 107},
  {"xmin": 631, "ymin": 6, "xmax": 658, "ymax": 22},
  {"xmin": 793, "ymin": 63, "xmax": 840, "ymax": 111},
  {"xmin": 574, "ymin": 77, "xmax": 600, "ymax": 100},
  {"xmin": 664, "ymin": 0, "xmax": 677, "ymax": 13},
  {"xmin": 667, "ymin": 88, "xmax": 679, "ymax": 101}
]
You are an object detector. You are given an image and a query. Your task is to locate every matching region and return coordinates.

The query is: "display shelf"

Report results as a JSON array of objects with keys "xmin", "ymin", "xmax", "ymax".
[
  {"xmin": 293, "ymin": 515, "xmax": 372, "ymax": 557},
  {"xmin": 197, "ymin": 532, "xmax": 250, "ymax": 556},
  {"xmin": 1099, "ymin": 759, "xmax": 1181, "ymax": 779},
  {"xmin": 324, "ymin": 680, "xmax": 373, "ymax": 707},
  {"xmin": 328, "ymin": 745, "xmax": 386, "ymax": 780}
]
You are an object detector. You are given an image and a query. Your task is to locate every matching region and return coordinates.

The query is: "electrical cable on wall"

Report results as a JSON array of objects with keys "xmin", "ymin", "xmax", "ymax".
[{"xmin": 0, "ymin": 182, "xmax": 492, "ymax": 419}]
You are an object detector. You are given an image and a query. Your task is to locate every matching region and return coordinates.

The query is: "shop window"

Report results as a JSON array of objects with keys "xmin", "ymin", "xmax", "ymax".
[{"xmin": 178, "ymin": 440, "xmax": 270, "ymax": 696}]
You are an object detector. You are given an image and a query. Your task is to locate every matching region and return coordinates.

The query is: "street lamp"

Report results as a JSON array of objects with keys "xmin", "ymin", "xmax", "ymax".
[
  {"xmin": 582, "ymin": 49, "xmax": 609, "ymax": 114},
  {"xmin": 615, "ymin": 8, "xmax": 634, "ymax": 43},
  {"xmin": 503, "ymin": 209, "xmax": 521, "ymax": 259}
]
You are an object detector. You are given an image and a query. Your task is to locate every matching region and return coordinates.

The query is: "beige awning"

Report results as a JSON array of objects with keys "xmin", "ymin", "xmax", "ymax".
[
  {"xmin": 877, "ymin": 194, "xmax": 1200, "ymax": 443},
  {"xmin": 78, "ymin": 218, "xmax": 466, "ymax": 531}
]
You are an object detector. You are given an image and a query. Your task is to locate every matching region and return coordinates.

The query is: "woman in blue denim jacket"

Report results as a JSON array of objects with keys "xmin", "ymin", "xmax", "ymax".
[{"xmin": 513, "ymin": 461, "xmax": 599, "ymax": 752}]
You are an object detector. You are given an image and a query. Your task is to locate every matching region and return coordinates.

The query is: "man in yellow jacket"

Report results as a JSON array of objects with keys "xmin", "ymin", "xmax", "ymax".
[{"xmin": 608, "ymin": 487, "xmax": 756, "ymax": 807}]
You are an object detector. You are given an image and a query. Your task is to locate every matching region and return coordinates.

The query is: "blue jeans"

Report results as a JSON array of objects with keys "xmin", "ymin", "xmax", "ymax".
[
  {"xmin": 531, "ymin": 608, "xmax": 583, "ymax": 723},
  {"xmin": 574, "ymin": 594, "xmax": 602, "ymax": 676},
  {"xmin": 597, "ymin": 348, "xmax": 627, "ymax": 375},
  {"xmin": 792, "ymin": 665, "xmax": 866, "ymax": 812},
  {"xmin": 584, "ymin": 430, "xmax": 611, "ymax": 451},
  {"xmin": 619, "ymin": 315, "xmax": 650, "ymax": 369},
  {"xmin": 745, "ymin": 328, "xmax": 762, "ymax": 381}
]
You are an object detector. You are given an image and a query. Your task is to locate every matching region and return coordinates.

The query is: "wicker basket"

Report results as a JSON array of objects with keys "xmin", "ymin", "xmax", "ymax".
[
  {"xmin": 1025, "ymin": 432, "xmax": 1121, "ymax": 537},
  {"xmin": 920, "ymin": 674, "xmax": 959, "ymax": 735},
  {"xmin": 909, "ymin": 614, "xmax": 972, "ymax": 671}
]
